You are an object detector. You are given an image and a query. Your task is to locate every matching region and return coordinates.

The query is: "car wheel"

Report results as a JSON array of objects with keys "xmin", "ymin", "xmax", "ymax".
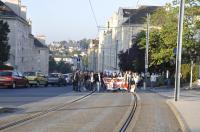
[{"xmin": 12, "ymin": 82, "xmax": 16, "ymax": 89}]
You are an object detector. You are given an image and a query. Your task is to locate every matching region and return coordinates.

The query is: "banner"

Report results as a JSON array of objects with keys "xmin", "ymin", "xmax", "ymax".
[{"xmin": 103, "ymin": 77, "xmax": 128, "ymax": 90}]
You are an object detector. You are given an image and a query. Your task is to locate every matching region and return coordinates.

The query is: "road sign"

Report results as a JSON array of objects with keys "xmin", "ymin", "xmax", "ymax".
[{"xmin": 173, "ymin": 48, "xmax": 177, "ymax": 55}]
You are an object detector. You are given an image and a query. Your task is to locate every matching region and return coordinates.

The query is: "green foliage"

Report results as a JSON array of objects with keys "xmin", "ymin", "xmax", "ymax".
[
  {"xmin": 49, "ymin": 56, "xmax": 57, "ymax": 73},
  {"xmin": 49, "ymin": 56, "xmax": 72, "ymax": 73},
  {"xmin": 181, "ymin": 64, "xmax": 199, "ymax": 83},
  {"xmin": 0, "ymin": 20, "xmax": 10, "ymax": 65},
  {"xmin": 118, "ymin": 31, "xmax": 145, "ymax": 72},
  {"xmin": 57, "ymin": 61, "xmax": 72, "ymax": 73}
]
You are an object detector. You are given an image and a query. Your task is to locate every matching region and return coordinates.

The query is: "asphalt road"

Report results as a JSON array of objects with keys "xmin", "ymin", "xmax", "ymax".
[
  {"xmin": 0, "ymin": 86, "xmax": 72, "ymax": 107},
  {"xmin": 1, "ymin": 92, "xmax": 134, "ymax": 132},
  {"xmin": 132, "ymin": 90, "xmax": 182, "ymax": 132}
]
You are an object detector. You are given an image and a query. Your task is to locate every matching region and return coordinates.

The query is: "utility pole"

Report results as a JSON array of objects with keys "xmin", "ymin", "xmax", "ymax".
[
  {"xmin": 144, "ymin": 13, "xmax": 150, "ymax": 90},
  {"xmin": 175, "ymin": 0, "xmax": 185, "ymax": 101}
]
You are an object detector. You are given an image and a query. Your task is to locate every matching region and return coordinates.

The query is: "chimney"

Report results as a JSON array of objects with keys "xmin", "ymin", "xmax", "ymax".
[
  {"xmin": 20, "ymin": 5, "xmax": 27, "ymax": 20},
  {"xmin": 36, "ymin": 35, "xmax": 46, "ymax": 45},
  {"xmin": 5, "ymin": 0, "xmax": 21, "ymax": 16}
]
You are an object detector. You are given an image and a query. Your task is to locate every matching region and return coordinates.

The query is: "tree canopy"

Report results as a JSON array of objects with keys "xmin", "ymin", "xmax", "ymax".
[
  {"xmin": 0, "ymin": 20, "xmax": 10, "ymax": 65},
  {"xmin": 118, "ymin": 1, "xmax": 200, "ymax": 74}
]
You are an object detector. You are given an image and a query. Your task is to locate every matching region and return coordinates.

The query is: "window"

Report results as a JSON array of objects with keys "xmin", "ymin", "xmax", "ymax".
[
  {"xmin": 13, "ymin": 72, "xmax": 18, "ymax": 77},
  {"xmin": 18, "ymin": 72, "xmax": 23, "ymax": 77}
]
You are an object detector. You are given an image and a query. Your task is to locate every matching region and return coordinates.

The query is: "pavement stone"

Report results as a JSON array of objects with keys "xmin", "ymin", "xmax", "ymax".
[{"xmin": 150, "ymin": 88, "xmax": 200, "ymax": 132}]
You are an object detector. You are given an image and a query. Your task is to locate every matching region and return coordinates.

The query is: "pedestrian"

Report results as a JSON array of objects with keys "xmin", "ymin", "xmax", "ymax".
[
  {"xmin": 150, "ymin": 73, "xmax": 156, "ymax": 88},
  {"xmin": 94, "ymin": 72, "xmax": 101, "ymax": 92},
  {"xmin": 133, "ymin": 73, "xmax": 140, "ymax": 92},
  {"xmin": 127, "ymin": 71, "xmax": 132, "ymax": 92},
  {"xmin": 90, "ymin": 72, "xmax": 95, "ymax": 91},
  {"xmin": 72, "ymin": 70, "xmax": 79, "ymax": 91}
]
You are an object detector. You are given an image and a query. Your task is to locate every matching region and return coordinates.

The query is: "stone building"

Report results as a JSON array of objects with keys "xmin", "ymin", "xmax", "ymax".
[
  {"xmin": 88, "ymin": 39, "xmax": 99, "ymax": 72},
  {"xmin": 98, "ymin": 6, "xmax": 160, "ymax": 72},
  {"xmin": 0, "ymin": 0, "xmax": 49, "ymax": 74}
]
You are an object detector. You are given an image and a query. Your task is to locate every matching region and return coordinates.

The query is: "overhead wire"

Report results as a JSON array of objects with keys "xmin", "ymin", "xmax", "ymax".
[
  {"xmin": 88, "ymin": 0, "xmax": 99, "ymax": 32},
  {"xmin": 136, "ymin": 0, "xmax": 141, "ymax": 8}
]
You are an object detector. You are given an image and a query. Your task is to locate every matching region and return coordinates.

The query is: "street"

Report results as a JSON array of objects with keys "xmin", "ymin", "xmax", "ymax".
[
  {"xmin": 0, "ymin": 86, "xmax": 182, "ymax": 132},
  {"xmin": 0, "ymin": 86, "xmax": 73, "ymax": 107}
]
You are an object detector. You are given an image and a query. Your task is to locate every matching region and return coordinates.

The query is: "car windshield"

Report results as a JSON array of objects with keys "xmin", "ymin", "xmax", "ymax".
[
  {"xmin": 0, "ymin": 72, "xmax": 12, "ymax": 76},
  {"xmin": 49, "ymin": 74, "xmax": 59, "ymax": 77},
  {"xmin": 24, "ymin": 72, "xmax": 36, "ymax": 76}
]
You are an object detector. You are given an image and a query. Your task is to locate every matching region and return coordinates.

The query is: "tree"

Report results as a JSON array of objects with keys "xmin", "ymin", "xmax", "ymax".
[
  {"xmin": 49, "ymin": 56, "xmax": 57, "ymax": 73},
  {"xmin": 0, "ymin": 20, "xmax": 10, "ymax": 65},
  {"xmin": 118, "ymin": 31, "xmax": 145, "ymax": 72},
  {"xmin": 57, "ymin": 60, "xmax": 72, "ymax": 73}
]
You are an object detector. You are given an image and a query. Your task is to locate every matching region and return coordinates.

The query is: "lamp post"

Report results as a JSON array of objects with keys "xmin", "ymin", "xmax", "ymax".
[
  {"xmin": 175, "ymin": 0, "xmax": 185, "ymax": 101},
  {"xmin": 144, "ymin": 13, "xmax": 150, "ymax": 90}
]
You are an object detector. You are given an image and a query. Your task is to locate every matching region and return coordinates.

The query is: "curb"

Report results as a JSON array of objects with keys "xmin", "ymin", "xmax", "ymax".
[
  {"xmin": 126, "ymin": 93, "xmax": 141, "ymax": 131},
  {"xmin": 167, "ymin": 100, "xmax": 190, "ymax": 132}
]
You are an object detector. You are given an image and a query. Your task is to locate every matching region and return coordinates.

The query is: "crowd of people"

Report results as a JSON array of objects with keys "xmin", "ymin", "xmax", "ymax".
[{"xmin": 72, "ymin": 70, "xmax": 142, "ymax": 93}]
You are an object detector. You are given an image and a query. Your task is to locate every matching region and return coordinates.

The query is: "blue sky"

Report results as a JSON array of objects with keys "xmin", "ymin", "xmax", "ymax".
[{"xmin": 19, "ymin": 0, "xmax": 172, "ymax": 43}]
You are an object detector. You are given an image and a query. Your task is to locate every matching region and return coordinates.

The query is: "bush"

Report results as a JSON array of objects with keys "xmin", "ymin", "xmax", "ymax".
[{"xmin": 181, "ymin": 64, "xmax": 199, "ymax": 83}]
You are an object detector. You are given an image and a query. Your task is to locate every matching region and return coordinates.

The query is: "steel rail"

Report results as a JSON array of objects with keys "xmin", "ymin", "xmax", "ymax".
[
  {"xmin": 120, "ymin": 93, "xmax": 137, "ymax": 132},
  {"xmin": 0, "ymin": 91, "xmax": 95, "ymax": 131}
]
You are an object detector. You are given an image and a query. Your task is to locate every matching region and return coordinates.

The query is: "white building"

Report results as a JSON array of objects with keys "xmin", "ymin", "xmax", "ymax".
[
  {"xmin": 88, "ymin": 39, "xmax": 99, "ymax": 72},
  {"xmin": 33, "ymin": 36, "xmax": 49, "ymax": 75},
  {"xmin": 98, "ymin": 6, "xmax": 160, "ymax": 72},
  {"xmin": 0, "ymin": 0, "xmax": 49, "ymax": 74}
]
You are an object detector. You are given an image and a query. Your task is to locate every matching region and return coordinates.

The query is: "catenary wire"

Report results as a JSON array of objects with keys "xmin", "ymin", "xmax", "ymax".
[{"xmin": 88, "ymin": 0, "xmax": 99, "ymax": 30}]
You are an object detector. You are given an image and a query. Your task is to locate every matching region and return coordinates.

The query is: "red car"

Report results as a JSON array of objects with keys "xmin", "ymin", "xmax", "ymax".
[{"xmin": 0, "ymin": 71, "xmax": 29, "ymax": 88}]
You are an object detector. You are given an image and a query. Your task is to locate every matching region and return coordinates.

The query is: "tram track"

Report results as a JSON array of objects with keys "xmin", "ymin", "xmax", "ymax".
[
  {"xmin": 0, "ymin": 91, "xmax": 95, "ymax": 131},
  {"xmin": 120, "ymin": 93, "xmax": 138, "ymax": 132}
]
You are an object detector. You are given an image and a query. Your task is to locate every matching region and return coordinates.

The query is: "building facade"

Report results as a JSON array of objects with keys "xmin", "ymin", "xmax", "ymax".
[
  {"xmin": 0, "ymin": 0, "xmax": 49, "ymax": 74},
  {"xmin": 88, "ymin": 39, "xmax": 99, "ymax": 72},
  {"xmin": 98, "ymin": 6, "xmax": 160, "ymax": 72}
]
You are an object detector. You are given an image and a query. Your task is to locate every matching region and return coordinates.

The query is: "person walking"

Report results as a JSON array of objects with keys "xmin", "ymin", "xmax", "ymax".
[
  {"xmin": 94, "ymin": 72, "xmax": 100, "ymax": 92},
  {"xmin": 73, "ymin": 70, "xmax": 79, "ymax": 92},
  {"xmin": 90, "ymin": 72, "xmax": 95, "ymax": 91},
  {"xmin": 127, "ymin": 71, "xmax": 132, "ymax": 92},
  {"xmin": 150, "ymin": 73, "xmax": 156, "ymax": 88},
  {"xmin": 133, "ymin": 73, "xmax": 140, "ymax": 92}
]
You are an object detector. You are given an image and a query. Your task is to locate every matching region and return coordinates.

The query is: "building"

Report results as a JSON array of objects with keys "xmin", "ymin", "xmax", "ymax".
[
  {"xmin": 98, "ymin": 6, "xmax": 160, "ymax": 72},
  {"xmin": 33, "ymin": 36, "xmax": 49, "ymax": 75},
  {"xmin": 88, "ymin": 39, "xmax": 99, "ymax": 72},
  {"xmin": 0, "ymin": 0, "xmax": 49, "ymax": 74}
]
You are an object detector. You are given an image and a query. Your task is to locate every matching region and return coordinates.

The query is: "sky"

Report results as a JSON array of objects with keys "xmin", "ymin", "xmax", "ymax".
[{"xmin": 18, "ymin": 0, "xmax": 172, "ymax": 43}]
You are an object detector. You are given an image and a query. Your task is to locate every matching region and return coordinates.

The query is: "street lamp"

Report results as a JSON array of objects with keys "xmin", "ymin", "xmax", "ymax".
[{"xmin": 175, "ymin": 0, "xmax": 185, "ymax": 101}]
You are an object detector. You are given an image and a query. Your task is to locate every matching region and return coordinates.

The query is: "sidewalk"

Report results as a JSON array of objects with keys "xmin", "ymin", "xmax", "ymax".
[{"xmin": 151, "ymin": 88, "xmax": 200, "ymax": 132}]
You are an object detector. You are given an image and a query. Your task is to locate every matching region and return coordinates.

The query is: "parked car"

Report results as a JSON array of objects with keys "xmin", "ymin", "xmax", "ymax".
[
  {"xmin": 23, "ymin": 72, "xmax": 48, "ymax": 87},
  {"xmin": 0, "ymin": 70, "xmax": 29, "ymax": 88},
  {"xmin": 63, "ymin": 73, "xmax": 73, "ymax": 85},
  {"xmin": 48, "ymin": 73, "xmax": 66, "ymax": 86}
]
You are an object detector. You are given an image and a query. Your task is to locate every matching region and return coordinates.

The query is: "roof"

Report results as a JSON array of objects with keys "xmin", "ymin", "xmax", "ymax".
[
  {"xmin": 123, "ymin": 6, "xmax": 161, "ymax": 25},
  {"xmin": 34, "ymin": 38, "xmax": 48, "ymax": 49},
  {"xmin": 122, "ymin": 9, "xmax": 137, "ymax": 17},
  {"xmin": 0, "ymin": 1, "xmax": 28, "ymax": 24},
  {"xmin": 0, "ymin": 1, "xmax": 17, "ymax": 17}
]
